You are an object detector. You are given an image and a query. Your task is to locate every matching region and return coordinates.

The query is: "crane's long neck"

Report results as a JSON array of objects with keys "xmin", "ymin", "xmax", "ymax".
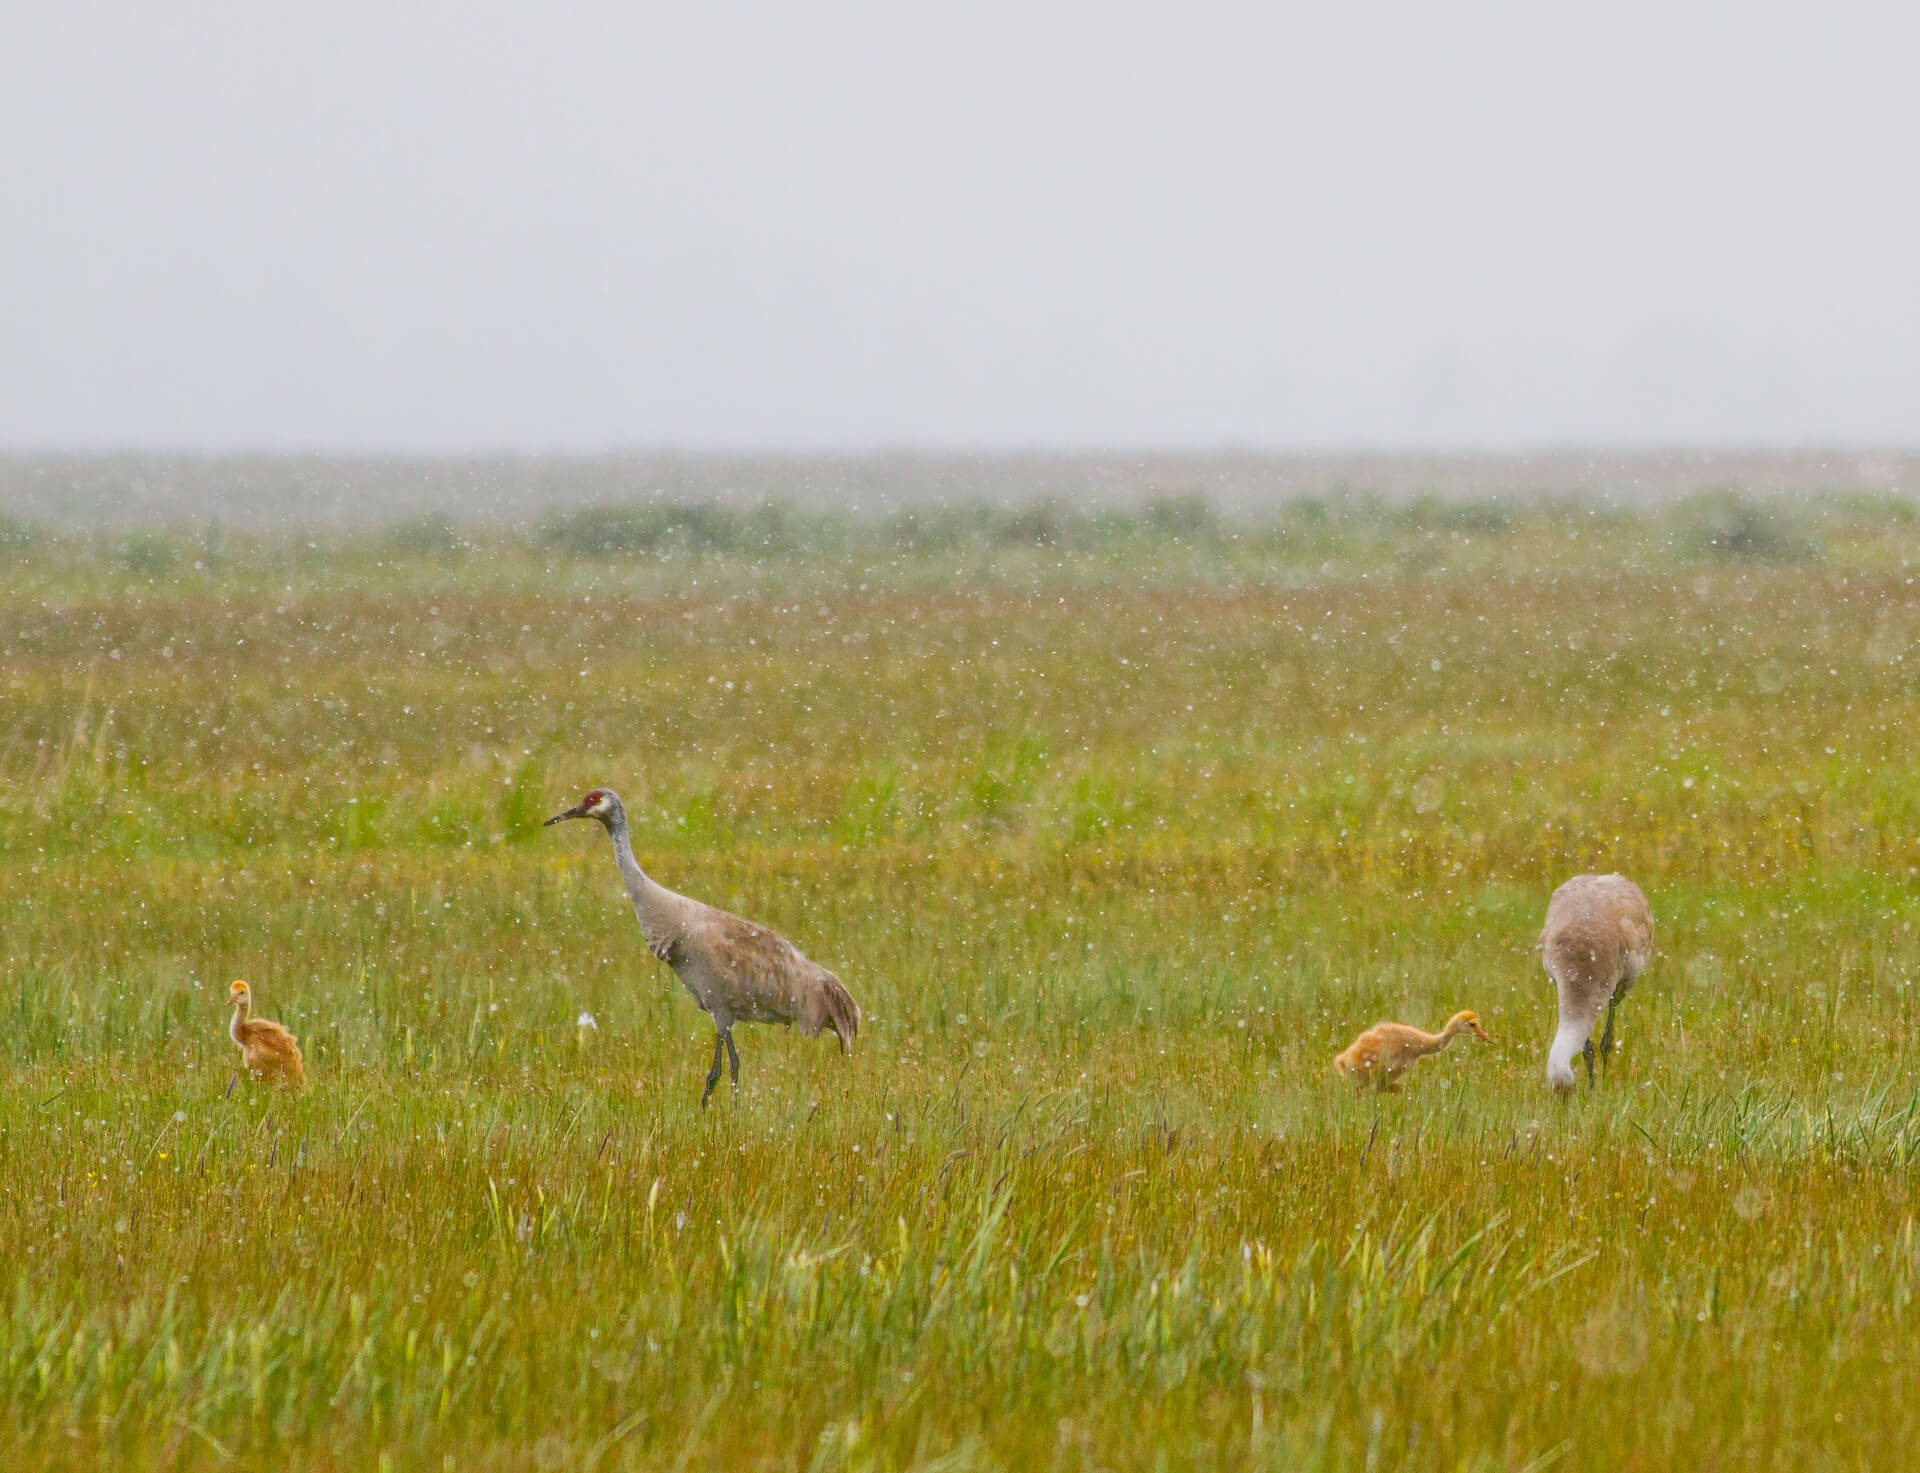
[
  {"xmin": 229, "ymin": 999, "xmax": 250, "ymax": 1047},
  {"xmin": 608, "ymin": 814, "xmax": 679, "ymax": 956},
  {"xmin": 1546, "ymin": 1015, "xmax": 1590, "ymax": 1089}
]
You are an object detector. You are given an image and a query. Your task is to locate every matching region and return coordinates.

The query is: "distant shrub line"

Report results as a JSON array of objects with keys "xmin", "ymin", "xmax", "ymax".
[{"xmin": 1, "ymin": 487, "xmax": 1906, "ymax": 574}]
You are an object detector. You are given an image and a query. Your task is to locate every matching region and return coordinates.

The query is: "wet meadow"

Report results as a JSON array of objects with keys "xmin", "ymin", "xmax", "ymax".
[{"xmin": 4, "ymin": 489, "xmax": 1920, "ymax": 1469}]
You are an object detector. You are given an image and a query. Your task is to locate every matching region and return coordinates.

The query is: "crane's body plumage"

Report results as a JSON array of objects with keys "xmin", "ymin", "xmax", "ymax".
[
  {"xmin": 227, "ymin": 981, "xmax": 305, "ymax": 1089},
  {"xmin": 1539, "ymin": 873, "xmax": 1655, "ymax": 1090},
  {"xmin": 1336, "ymin": 1010, "xmax": 1491, "ymax": 1092},
  {"xmin": 548, "ymin": 788, "xmax": 857, "ymax": 1103}
]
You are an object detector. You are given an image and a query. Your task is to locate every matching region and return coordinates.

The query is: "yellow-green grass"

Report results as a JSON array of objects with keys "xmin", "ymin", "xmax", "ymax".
[{"xmin": 3, "ymin": 502, "xmax": 1920, "ymax": 1470}]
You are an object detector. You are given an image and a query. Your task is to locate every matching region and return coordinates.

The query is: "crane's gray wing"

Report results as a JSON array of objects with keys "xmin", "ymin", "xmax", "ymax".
[
  {"xmin": 685, "ymin": 908, "xmax": 857, "ymax": 1042},
  {"xmin": 683, "ymin": 910, "xmax": 811, "ymax": 1017}
]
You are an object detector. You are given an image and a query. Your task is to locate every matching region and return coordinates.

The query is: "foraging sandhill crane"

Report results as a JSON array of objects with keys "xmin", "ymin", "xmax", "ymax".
[
  {"xmin": 545, "ymin": 787, "xmax": 859, "ymax": 1106},
  {"xmin": 227, "ymin": 981, "xmax": 305, "ymax": 1088},
  {"xmin": 1335, "ymin": 1011, "xmax": 1492, "ymax": 1092},
  {"xmin": 1539, "ymin": 873, "xmax": 1655, "ymax": 1091}
]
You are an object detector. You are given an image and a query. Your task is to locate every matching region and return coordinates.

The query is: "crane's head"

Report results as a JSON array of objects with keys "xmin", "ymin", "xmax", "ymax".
[
  {"xmin": 1451, "ymin": 1010, "xmax": 1494, "ymax": 1044},
  {"xmin": 545, "ymin": 788, "xmax": 622, "ymax": 828},
  {"xmin": 228, "ymin": 980, "xmax": 252, "ymax": 1009}
]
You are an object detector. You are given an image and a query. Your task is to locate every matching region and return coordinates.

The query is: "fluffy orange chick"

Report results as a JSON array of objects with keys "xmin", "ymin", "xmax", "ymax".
[
  {"xmin": 1335, "ymin": 1010, "xmax": 1492, "ymax": 1092},
  {"xmin": 227, "ymin": 980, "xmax": 305, "ymax": 1088}
]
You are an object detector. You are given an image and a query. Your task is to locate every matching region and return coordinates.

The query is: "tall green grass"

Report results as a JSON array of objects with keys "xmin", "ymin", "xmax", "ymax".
[{"xmin": 2, "ymin": 498, "xmax": 1918, "ymax": 1469}]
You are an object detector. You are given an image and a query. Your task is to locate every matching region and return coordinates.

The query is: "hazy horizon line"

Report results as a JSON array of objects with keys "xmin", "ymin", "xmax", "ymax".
[{"xmin": 5, "ymin": 442, "xmax": 1920, "ymax": 464}]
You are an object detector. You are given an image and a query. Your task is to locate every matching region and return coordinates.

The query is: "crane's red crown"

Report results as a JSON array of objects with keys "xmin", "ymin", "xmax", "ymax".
[{"xmin": 544, "ymin": 790, "xmax": 612, "ymax": 826}]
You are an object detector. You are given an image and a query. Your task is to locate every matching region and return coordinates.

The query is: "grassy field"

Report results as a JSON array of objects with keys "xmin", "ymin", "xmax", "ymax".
[{"xmin": 4, "ymin": 491, "xmax": 1920, "ymax": 1470}]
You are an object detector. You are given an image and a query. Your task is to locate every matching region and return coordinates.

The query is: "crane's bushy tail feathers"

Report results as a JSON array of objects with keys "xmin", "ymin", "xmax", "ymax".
[{"xmin": 820, "ymin": 973, "xmax": 859, "ymax": 1053}]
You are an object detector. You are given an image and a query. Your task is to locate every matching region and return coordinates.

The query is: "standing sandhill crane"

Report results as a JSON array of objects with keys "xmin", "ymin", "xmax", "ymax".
[
  {"xmin": 1539, "ymin": 874, "xmax": 1655, "ymax": 1091},
  {"xmin": 1335, "ymin": 1010, "xmax": 1493, "ymax": 1092},
  {"xmin": 227, "ymin": 981, "xmax": 305, "ymax": 1088},
  {"xmin": 545, "ymin": 788, "xmax": 859, "ymax": 1106}
]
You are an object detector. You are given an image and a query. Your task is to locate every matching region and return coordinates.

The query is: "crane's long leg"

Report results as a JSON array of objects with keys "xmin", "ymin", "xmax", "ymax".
[
  {"xmin": 1598, "ymin": 998, "xmax": 1618, "ymax": 1070},
  {"xmin": 1583, "ymin": 1037, "xmax": 1596, "ymax": 1087},
  {"xmin": 702, "ymin": 1032, "xmax": 727, "ymax": 1108},
  {"xmin": 724, "ymin": 1030, "xmax": 740, "ymax": 1088}
]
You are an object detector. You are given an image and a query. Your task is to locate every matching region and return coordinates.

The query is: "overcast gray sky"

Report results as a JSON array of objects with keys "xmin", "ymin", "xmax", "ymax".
[{"xmin": 2, "ymin": 2, "xmax": 1915, "ymax": 453}]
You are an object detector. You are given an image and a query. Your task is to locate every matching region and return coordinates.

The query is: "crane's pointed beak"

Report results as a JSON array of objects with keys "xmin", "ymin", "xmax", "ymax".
[{"xmin": 544, "ymin": 800, "xmax": 591, "ymax": 826}]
